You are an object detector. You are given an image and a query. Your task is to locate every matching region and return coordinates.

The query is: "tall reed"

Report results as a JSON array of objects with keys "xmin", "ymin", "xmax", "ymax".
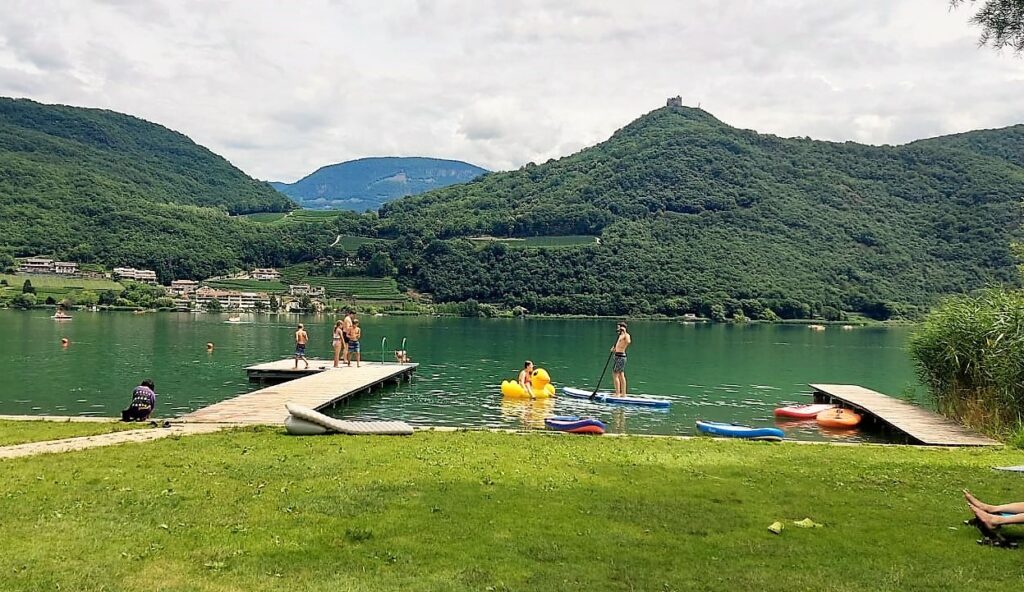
[{"xmin": 909, "ymin": 288, "xmax": 1024, "ymax": 435}]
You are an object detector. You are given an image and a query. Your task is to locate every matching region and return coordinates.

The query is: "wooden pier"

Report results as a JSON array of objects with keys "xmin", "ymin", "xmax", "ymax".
[
  {"xmin": 810, "ymin": 384, "xmax": 999, "ymax": 446},
  {"xmin": 184, "ymin": 360, "xmax": 417, "ymax": 425}
]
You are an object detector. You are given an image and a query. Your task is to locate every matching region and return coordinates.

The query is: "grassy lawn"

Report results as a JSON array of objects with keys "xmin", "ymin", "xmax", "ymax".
[
  {"xmin": 468, "ymin": 235, "xmax": 598, "ymax": 248},
  {"xmin": 0, "ymin": 420, "xmax": 143, "ymax": 447},
  {"xmin": 0, "ymin": 273, "xmax": 123, "ymax": 291},
  {"xmin": 1, "ymin": 430, "xmax": 1022, "ymax": 591},
  {"xmin": 240, "ymin": 212, "xmax": 290, "ymax": 223}
]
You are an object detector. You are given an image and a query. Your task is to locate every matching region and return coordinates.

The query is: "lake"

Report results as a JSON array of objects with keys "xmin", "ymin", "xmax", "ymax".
[{"xmin": 0, "ymin": 310, "xmax": 922, "ymax": 441}]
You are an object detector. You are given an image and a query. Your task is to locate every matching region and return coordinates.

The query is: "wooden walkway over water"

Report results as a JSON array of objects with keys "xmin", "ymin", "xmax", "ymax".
[
  {"xmin": 184, "ymin": 360, "xmax": 417, "ymax": 425},
  {"xmin": 810, "ymin": 384, "xmax": 998, "ymax": 446}
]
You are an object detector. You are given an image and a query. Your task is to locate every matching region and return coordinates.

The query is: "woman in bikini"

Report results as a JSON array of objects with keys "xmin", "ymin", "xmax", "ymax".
[{"xmin": 332, "ymin": 320, "xmax": 345, "ymax": 368}]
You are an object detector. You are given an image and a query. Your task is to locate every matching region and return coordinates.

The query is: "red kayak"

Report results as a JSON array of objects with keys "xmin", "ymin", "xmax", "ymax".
[{"xmin": 774, "ymin": 403, "xmax": 835, "ymax": 420}]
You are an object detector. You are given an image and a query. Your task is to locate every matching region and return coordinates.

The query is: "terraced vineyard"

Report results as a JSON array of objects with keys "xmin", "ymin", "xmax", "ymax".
[
  {"xmin": 202, "ymin": 279, "xmax": 288, "ymax": 292},
  {"xmin": 0, "ymin": 274, "xmax": 124, "ymax": 301},
  {"xmin": 279, "ymin": 265, "xmax": 402, "ymax": 300}
]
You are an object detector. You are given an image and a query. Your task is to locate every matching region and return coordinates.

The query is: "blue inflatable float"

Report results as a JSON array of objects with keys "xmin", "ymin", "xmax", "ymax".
[
  {"xmin": 695, "ymin": 420, "xmax": 784, "ymax": 441},
  {"xmin": 545, "ymin": 415, "xmax": 606, "ymax": 434}
]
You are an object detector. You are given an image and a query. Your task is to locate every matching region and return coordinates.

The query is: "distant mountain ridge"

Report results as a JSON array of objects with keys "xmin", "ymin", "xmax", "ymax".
[{"xmin": 272, "ymin": 156, "xmax": 487, "ymax": 211}]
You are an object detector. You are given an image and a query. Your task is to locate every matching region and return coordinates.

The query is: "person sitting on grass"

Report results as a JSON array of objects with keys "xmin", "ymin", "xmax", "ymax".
[
  {"xmin": 965, "ymin": 490, "xmax": 1024, "ymax": 528},
  {"xmin": 122, "ymin": 379, "xmax": 157, "ymax": 422}
]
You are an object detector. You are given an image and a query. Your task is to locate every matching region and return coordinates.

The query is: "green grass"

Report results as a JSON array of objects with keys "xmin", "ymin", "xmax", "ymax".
[
  {"xmin": 0, "ymin": 273, "xmax": 123, "ymax": 291},
  {"xmin": 240, "ymin": 212, "xmax": 290, "ymax": 223},
  {"xmin": 333, "ymin": 235, "xmax": 391, "ymax": 252},
  {"xmin": 0, "ymin": 420, "xmax": 143, "ymax": 446},
  {"xmin": 0, "ymin": 429, "xmax": 1021, "ymax": 591},
  {"xmin": 467, "ymin": 235, "xmax": 598, "ymax": 248}
]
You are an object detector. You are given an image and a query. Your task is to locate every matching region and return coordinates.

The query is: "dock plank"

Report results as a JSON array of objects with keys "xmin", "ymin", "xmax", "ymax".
[
  {"xmin": 810, "ymin": 384, "xmax": 998, "ymax": 446},
  {"xmin": 185, "ymin": 360, "xmax": 416, "ymax": 425}
]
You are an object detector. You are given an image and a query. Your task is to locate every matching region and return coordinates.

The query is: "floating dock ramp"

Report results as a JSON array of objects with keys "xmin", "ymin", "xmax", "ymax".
[
  {"xmin": 184, "ymin": 360, "xmax": 417, "ymax": 425},
  {"xmin": 810, "ymin": 384, "xmax": 998, "ymax": 446}
]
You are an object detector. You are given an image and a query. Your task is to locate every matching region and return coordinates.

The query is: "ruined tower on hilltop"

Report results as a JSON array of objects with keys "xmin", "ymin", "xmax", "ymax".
[{"xmin": 666, "ymin": 96, "xmax": 683, "ymax": 107}]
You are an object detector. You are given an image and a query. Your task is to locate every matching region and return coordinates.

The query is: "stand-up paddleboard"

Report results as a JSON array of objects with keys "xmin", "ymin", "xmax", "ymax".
[
  {"xmin": 696, "ymin": 420, "xmax": 784, "ymax": 441},
  {"xmin": 774, "ymin": 403, "xmax": 835, "ymax": 419},
  {"xmin": 562, "ymin": 386, "xmax": 671, "ymax": 408}
]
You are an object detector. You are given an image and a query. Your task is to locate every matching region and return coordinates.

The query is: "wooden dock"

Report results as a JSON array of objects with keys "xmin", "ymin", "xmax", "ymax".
[
  {"xmin": 810, "ymin": 384, "xmax": 999, "ymax": 446},
  {"xmin": 184, "ymin": 360, "xmax": 417, "ymax": 425}
]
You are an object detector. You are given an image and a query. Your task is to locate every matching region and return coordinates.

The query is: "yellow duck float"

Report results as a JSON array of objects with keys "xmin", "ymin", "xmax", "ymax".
[{"xmin": 501, "ymin": 368, "xmax": 556, "ymax": 399}]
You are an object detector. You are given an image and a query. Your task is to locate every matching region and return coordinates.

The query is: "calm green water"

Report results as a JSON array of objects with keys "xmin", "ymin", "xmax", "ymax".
[{"xmin": 0, "ymin": 310, "xmax": 922, "ymax": 441}]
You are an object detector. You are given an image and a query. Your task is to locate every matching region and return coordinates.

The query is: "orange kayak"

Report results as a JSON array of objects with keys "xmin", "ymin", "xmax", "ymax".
[{"xmin": 816, "ymin": 408, "xmax": 861, "ymax": 428}]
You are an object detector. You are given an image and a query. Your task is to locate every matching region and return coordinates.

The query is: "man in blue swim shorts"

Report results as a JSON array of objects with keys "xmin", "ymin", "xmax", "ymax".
[
  {"xmin": 611, "ymin": 322, "xmax": 631, "ymax": 397},
  {"xmin": 294, "ymin": 323, "xmax": 309, "ymax": 369},
  {"xmin": 348, "ymin": 319, "xmax": 362, "ymax": 367}
]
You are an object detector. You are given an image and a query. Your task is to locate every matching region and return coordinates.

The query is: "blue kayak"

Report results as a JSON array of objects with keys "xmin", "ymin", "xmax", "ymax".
[
  {"xmin": 562, "ymin": 387, "xmax": 671, "ymax": 408},
  {"xmin": 544, "ymin": 415, "xmax": 606, "ymax": 434},
  {"xmin": 695, "ymin": 420, "xmax": 784, "ymax": 441}
]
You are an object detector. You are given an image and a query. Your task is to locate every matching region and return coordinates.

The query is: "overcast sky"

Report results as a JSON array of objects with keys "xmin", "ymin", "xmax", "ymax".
[{"xmin": 0, "ymin": 0, "xmax": 1022, "ymax": 181}]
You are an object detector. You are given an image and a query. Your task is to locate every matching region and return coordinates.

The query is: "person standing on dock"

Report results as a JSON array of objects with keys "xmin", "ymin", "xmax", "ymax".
[
  {"xmin": 611, "ymin": 322, "xmax": 631, "ymax": 397},
  {"xmin": 341, "ymin": 309, "xmax": 355, "ymax": 365},
  {"xmin": 348, "ymin": 319, "xmax": 362, "ymax": 367},
  {"xmin": 294, "ymin": 323, "xmax": 309, "ymax": 369},
  {"xmin": 332, "ymin": 320, "xmax": 345, "ymax": 368}
]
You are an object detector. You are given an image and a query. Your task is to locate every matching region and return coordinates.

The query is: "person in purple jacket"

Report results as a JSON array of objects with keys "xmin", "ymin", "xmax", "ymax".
[{"xmin": 121, "ymin": 379, "xmax": 157, "ymax": 422}]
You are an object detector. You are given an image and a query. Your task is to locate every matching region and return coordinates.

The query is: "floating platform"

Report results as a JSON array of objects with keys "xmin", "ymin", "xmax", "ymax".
[
  {"xmin": 810, "ymin": 383, "xmax": 999, "ymax": 446},
  {"xmin": 184, "ymin": 360, "xmax": 417, "ymax": 425}
]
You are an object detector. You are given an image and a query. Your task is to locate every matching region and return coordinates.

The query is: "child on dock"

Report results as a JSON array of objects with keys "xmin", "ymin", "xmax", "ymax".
[{"xmin": 348, "ymin": 320, "xmax": 361, "ymax": 367}]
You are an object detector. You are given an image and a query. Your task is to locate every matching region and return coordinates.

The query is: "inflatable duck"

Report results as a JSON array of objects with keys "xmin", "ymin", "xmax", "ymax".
[{"xmin": 501, "ymin": 368, "xmax": 556, "ymax": 399}]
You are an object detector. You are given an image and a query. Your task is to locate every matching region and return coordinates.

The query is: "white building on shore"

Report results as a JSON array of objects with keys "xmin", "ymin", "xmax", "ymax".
[
  {"xmin": 252, "ymin": 268, "xmax": 281, "ymax": 281},
  {"xmin": 193, "ymin": 286, "xmax": 270, "ymax": 311},
  {"xmin": 168, "ymin": 280, "xmax": 200, "ymax": 296},
  {"xmin": 113, "ymin": 267, "xmax": 158, "ymax": 284},
  {"xmin": 288, "ymin": 284, "xmax": 325, "ymax": 297},
  {"xmin": 17, "ymin": 257, "xmax": 55, "ymax": 273}
]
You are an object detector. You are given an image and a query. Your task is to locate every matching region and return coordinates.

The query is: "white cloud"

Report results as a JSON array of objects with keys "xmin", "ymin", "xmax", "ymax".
[{"xmin": 0, "ymin": 0, "xmax": 1021, "ymax": 181}]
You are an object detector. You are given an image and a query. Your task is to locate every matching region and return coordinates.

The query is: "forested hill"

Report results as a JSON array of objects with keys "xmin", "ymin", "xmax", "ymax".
[
  {"xmin": 271, "ymin": 157, "xmax": 487, "ymax": 211},
  {"xmin": 0, "ymin": 98, "xmax": 311, "ymax": 281},
  {"xmin": 375, "ymin": 106, "xmax": 1024, "ymax": 318},
  {"xmin": 912, "ymin": 124, "xmax": 1024, "ymax": 168}
]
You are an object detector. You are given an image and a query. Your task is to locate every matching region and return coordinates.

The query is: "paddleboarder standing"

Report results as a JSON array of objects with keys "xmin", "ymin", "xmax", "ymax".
[{"xmin": 611, "ymin": 322, "xmax": 631, "ymax": 397}]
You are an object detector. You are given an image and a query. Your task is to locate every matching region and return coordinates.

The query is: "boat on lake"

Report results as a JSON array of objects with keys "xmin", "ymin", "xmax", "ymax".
[
  {"xmin": 51, "ymin": 311, "xmax": 72, "ymax": 321},
  {"xmin": 225, "ymin": 316, "xmax": 243, "ymax": 324}
]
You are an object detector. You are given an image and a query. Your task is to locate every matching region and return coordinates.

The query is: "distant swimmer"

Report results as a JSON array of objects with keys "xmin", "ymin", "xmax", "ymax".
[
  {"xmin": 294, "ymin": 323, "xmax": 309, "ymax": 369},
  {"xmin": 611, "ymin": 322, "xmax": 631, "ymax": 397}
]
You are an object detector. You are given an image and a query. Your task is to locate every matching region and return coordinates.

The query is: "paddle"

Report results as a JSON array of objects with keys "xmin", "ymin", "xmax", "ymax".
[{"xmin": 590, "ymin": 349, "xmax": 615, "ymax": 401}]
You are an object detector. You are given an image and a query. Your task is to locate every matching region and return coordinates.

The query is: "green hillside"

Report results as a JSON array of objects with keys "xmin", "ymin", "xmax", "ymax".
[
  {"xmin": 0, "ymin": 98, "xmax": 317, "ymax": 281},
  {"xmin": 377, "ymin": 106, "xmax": 1024, "ymax": 318}
]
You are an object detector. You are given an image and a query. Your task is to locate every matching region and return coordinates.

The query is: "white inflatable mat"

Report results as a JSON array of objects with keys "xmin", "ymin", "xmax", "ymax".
[{"xmin": 286, "ymin": 403, "xmax": 414, "ymax": 436}]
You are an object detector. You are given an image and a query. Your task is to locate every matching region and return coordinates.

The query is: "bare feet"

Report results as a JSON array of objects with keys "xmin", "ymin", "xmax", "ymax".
[
  {"xmin": 971, "ymin": 504, "xmax": 1003, "ymax": 529},
  {"xmin": 964, "ymin": 489, "xmax": 995, "ymax": 513}
]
